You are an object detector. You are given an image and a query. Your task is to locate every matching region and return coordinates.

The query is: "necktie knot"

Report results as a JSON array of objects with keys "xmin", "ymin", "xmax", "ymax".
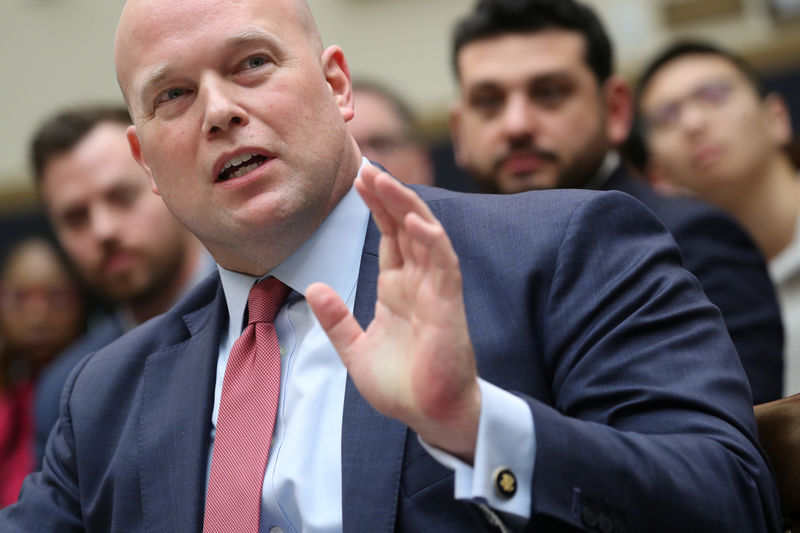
[{"xmin": 247, "ymin": 277, "xmax": 291, "ymax": 325}]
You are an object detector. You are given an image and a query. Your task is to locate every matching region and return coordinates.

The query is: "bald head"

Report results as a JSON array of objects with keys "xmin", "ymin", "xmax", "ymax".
[
  {"xmin": 109, "ymin": 0, "xmax": 359, "ymax": 274},
  {"xmin": 115, "ymin": 0, "xmax": 323, "ymax": 111}
]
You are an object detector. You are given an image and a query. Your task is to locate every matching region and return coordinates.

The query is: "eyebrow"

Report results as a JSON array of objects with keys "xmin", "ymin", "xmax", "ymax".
[
  {"xmin": 135, "ymin": 29, "xmax": 283, "ymax": 110},
  {"xmin": 467, "ymin": 70, "xmax": 574, "ymax": 92},
  {"xmin": 136, "ymin": 64, "xmax": 172, "ymax": 112}
]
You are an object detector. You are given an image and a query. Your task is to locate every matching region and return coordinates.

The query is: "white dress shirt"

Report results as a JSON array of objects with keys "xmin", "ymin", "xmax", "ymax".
[
  {"xmin": 210, "ymin": 158, "xmax": 535, "ymax": 532},
  {"xmin": 769, "ymin": 211, "xmax": 800, "ymax": 395}
]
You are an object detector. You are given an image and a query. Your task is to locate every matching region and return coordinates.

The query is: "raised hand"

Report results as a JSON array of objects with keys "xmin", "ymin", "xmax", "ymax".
[{"xmin": 305, "ymin": 165, "xmax": 481, "ymax": 463}]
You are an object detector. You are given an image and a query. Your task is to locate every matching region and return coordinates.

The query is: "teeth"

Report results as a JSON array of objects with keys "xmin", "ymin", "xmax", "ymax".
[
  {"xmin": 223, "ymin": 153, "xmax": 256, "ymax": 170},
  {"xmin": 228, "ymin": 161, "xmax": 262, "ymax": 179}
]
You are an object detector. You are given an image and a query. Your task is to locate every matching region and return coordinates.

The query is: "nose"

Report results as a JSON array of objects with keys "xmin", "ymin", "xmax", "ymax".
[
  {"xmin": 201, "ymin": 74, "xmax": 249, "ymax": 137},
  {"xmin": 678, "ymin": 101, "xmax": 709, "ymax": 134},
  {"xmin": 500, "ymin": 92, "xmax": 537, "ymax": 142},
  {"xmin": 89, "ymin": 204, "xmax": 121, "ymax": 245}
]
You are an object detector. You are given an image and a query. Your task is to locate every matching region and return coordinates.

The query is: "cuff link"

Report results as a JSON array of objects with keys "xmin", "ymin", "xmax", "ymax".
[{"xmin": 492, "ymin": 467, "xmax": 517, "ymax": 499}]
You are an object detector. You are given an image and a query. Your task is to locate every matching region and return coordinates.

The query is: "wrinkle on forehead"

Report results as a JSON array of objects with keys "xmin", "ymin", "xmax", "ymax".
[{"xmin": 114, "ymin": 0, "xmax": 323, "ymax": 104}]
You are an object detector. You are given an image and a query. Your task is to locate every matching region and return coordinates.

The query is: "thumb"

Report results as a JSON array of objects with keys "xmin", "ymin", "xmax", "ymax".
[{"xmin": 305, "ymin": 282, "xmax": 363, "ymax": 366}]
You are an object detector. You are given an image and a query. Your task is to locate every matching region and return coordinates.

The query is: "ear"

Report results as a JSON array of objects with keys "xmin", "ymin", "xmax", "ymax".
[
  {"xmin": 321, "ymin": 45, "xmax": 354, "ymax": 122},
  {"xmin": 449, "ymin": 100, "xmax": 468, "ymax": 169},
  {"xmin": 603, "ymin": 75, "xmax": 633, "ymax": 146},
  {"xmin": 763, "ymin": 92, "xmax": 793, "ymax": 147},
  {"xmin": 126, "ymin": 125, "xmax": 160, "ymax": 195}
]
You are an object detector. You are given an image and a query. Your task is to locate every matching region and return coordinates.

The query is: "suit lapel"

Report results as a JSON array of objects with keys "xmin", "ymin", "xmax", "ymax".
[
  {"xmin": 341, "ymin": 216, "xmax": 409, "ymax": 532},
  {"xmin": 139, "ymin": 281, "xmax": 225, "ymax": 531}
]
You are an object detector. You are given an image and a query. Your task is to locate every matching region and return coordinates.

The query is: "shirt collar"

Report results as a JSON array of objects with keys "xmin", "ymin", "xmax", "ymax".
[
  {"xmin": 584, "ymin": 151, "xmax": 620, "ymax": 190},
  {"xmin": 770, "ymin": 209, "xmax": 800, "ymax": 284},
  {"xmin": 217, "ymin": 157, "xmax": 372, "ymax": 332}
]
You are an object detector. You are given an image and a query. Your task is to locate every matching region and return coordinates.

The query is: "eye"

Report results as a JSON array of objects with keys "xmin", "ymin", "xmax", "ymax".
[
  {"xmin": 647, "ymin": 102, "xmax": 681, "ymax": 132},
  {"xmin": 60, "ymin": 207, "xmax": 89, "ymax": 231},
  {"xmin": 245, "ymin": 56, "xmax": 268, "ymax": 69},
  {"xmin": 696, "ymin": 81, "xmax": 733, "ymax": 105},
  {"xmin": 237, "ymin": 55, "xmax": 272, "ymax": 74},
  {"xmin": 469, "ymin": 89, "xmax": 504, "ymax": 117},
  {"xmin": 155, "ymin": 87, "xmax": 191, "ymax": 107},
  {"xmin": 529, "ymin": 81, "xmax": 571, "ymax": 108},
  {"xmin": 108, "ymin": 184, "xmax": 141, "ymax": 208}
]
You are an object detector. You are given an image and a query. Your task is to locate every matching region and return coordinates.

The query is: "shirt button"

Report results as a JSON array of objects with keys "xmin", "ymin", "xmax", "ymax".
[
  {"xmin": 279, "ymin": 345, "xmax": 286, "ymax": 356},
  {"xmin": 269, "ymin": 527, "xmax": 283, "ymax": 533}
]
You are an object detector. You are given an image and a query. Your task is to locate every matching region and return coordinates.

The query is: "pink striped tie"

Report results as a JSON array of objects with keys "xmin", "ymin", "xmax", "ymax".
[{"xmin": 203, "ymin": 277, "xmax": 291, "ymax": 533}]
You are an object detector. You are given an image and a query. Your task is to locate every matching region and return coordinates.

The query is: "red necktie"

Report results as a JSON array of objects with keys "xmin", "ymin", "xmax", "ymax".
[{"xmin": 203, "ymin": 277, "xmax": 291, "ymax": 533}]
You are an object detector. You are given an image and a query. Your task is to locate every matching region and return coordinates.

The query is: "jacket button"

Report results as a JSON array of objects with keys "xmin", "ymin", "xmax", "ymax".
[{"xmin": 492, "ymin": 467, "xmax": 517, "ymax": 498}]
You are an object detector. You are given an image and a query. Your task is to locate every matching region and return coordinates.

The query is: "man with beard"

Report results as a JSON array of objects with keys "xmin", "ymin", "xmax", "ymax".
[
  {"xmin": 449, "ymin": 0, "xmax": 784, "ymax": 404},
  {"xmin": 30, "ymin": 106, "xmax": 213, "ymax": 464}
]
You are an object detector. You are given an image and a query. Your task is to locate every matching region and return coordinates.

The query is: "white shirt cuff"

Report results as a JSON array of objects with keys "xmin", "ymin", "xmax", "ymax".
[{"xmin": 418, "ymin": 378, "xmax": 535, "ymax": 519}]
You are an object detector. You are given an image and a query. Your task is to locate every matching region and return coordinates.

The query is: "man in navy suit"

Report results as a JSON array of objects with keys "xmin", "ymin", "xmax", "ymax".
[
  {"xmin": 448, "ymin": 0, "xmax": 784, "ymax": 405},
  {"xmin": 0, "ymin": 0, "xmax": 782, "ymax": 531}
]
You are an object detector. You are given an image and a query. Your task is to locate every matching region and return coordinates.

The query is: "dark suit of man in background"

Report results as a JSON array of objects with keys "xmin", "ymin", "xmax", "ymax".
[
  {"xmin": 449, "ymin": 0, "xmax": 784, "ymax": 404},
  {"xmin": 0, "ymin": 0, "xmax": 782, "ymax": 531}
]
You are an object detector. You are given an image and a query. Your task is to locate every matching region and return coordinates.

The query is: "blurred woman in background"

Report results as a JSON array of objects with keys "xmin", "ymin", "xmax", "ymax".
[{"xmin": 0, "ymin": 236, "xmax": 87, "ymax": 507}]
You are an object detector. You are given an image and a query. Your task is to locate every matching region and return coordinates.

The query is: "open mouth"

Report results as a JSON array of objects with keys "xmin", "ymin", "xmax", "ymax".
[{"xmin": 217, "ymin": 153, "xmax": 269, "ymax": 181}]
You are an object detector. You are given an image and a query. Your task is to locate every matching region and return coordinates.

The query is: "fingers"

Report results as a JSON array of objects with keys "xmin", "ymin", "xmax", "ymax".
[
  {"xmin": 305, "ymin": 282, "xmax": 363, "ymax": 368},
  {"xmin": 405, "ymin": 212, "xmax": 463, "ymax": 298},
  {"xmin": 357, "ymin": 165, "xmax": 459, "ymax": 277},
  {"xmin": 357, "ymin": 165, "xmax": 437, "ymax": 229}
]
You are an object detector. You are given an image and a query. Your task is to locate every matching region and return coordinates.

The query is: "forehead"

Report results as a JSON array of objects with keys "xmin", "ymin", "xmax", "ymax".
[
  {"xmin": 116, "ymin": 0, "xmax": 307, "ymax": 97},
  {"xmin": 641, "ymin": 54, "xmax": 751, "ymax": 106},
  {"xmin": 456, "ymin": 30, "xmax": 590, "ymax": 85}
]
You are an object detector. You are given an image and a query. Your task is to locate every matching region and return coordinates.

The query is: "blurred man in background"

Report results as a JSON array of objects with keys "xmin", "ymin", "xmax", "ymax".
[
  {"xmin": 30, "ymin": 106, "xmax": 214, "ymax": 464},
  {"xmin": 348, "ymin": 80, "xmax": 434, "ymax": 187},
  {"xmin": 449, "ymin": 0, "xmax": 784, "ymax": 403},
  {"xmin": 636, "ymin": 41, "xmax": 800, "ymax": 395}
]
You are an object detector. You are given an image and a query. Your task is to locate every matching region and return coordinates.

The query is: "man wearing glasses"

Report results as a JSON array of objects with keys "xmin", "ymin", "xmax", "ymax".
[
  {"xmin": 449, "ymin": 0, "xmax": 784, "ymax": 403},
  {"xmin": 636, "ymin": 40, "xmax": 800, "ymax": 395}
]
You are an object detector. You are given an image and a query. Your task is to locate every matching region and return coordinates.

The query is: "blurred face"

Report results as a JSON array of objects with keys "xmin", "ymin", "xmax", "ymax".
[
  {"xmin": 639, "ymin": 55, "xmax": 790, "ymax": 202},
  {"xmin": 116, "ymin": 0, "xmax": 359, "ymax": 274},
  {"xmin": 451, "ymin": 30, "xmax": 617, "ymax": 193},
  {"xmin": 41, "ymin": 122, "xmax": 195, "ymax": 304},
  {"xmin": 349, "ymin": 89, "xmax": 433, "ymax": 186},
  {"xmin": 0, "ymin": 240, "xmax": 85, "ymax": 370}
]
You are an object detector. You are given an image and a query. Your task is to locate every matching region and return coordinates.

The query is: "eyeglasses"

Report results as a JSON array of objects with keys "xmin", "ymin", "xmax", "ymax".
[
  {"xmin": 0, "ymin": 286, "xmax": 80, "ymax": 311},
  {"xmin": 644, "ymin": 80, "xmax": 735, "ymax": 134}
]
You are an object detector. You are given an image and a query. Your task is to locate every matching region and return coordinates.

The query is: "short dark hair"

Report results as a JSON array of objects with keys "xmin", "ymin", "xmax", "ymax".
[
  {"xmin": 452, "ymin": 0, "xmax": 614, "ymax": 83},
  {"xmin": 30, "ymin": 106, "xmax": 132, "ymax": 184},
  {"xmin": 635, "ymin": 40, "xmax": 766, "ymax": 105},
  {"xmin": 352, "ymin": 79, "xmax": 419, "ymax": 137}
]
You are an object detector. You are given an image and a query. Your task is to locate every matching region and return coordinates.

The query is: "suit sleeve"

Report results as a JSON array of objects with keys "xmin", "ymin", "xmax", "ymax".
[
  {"xmin": 526, "ymin": 192, "xmax": 781, "ymax": 532},
  {"xmin": 0, "ymin": 355, "xmax": 91, "ymax": 532},
  {"xmin": 669, "ymin": 208, "xmax": 784, "ymax": 404}
]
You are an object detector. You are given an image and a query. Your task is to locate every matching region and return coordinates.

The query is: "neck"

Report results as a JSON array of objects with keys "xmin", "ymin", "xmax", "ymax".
[{"xmin": 724, "ymin": 155, "xmax": 800, "ymax": 260}]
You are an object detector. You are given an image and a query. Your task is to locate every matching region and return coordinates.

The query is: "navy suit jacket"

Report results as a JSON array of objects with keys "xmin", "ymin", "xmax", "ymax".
[
  {"xmin": 601, "ymin": 165, "xmax": 784, "ymax": 404},
  {"xmin": 33, "ymin": 314, "xmax": 127, "ymax": 466},
  {"xmin": 1, "ymin": 187, "xmax": 781, "ymax": 532}
]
